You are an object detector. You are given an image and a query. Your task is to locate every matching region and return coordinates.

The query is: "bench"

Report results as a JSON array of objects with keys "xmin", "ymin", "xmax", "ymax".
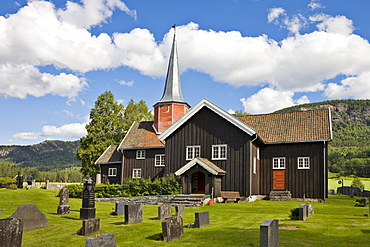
[{"xmin": 220, "ymin": 191, "xmax": 241, "ymax": 203}]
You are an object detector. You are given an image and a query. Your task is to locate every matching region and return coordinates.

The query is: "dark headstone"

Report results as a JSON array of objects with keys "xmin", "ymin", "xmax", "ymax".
[
  {"xmin": 124, "ymin": 204, "xmax": 143, "ymax": 224},
  {"xmin": 85, "ymin": 233, "xmax": 116, "ymax": 247},
  {"xmin": 114, "ymin": 202, "xmax": 126, "ymax": 216},
  {"xmin": 57, "ymin": 188, "xmax": 70, "ymax": 215},
  {"xmin": 162, "ymin": 216, "xmax": 184, "ymax": 242},
  {"xmin": 260, "ymin": 219, "xmax": 279, "ymax": 247},
  {"xmin": 158, "ymin": 204, "xmax": 172, "ymax": 220},
  {"xmin": 16, "ymin": 171, "xmax": 23, "ymax": 189},
  {"xmin": 9, "ymin": 204, "xmax": 48, "ymax": 231},
  {"xmin": 299, "ymin": 204, "xmax": 308, "ymax": 221},
  {"xmin": 195, "ymin": 212, "xmax": 210, "ymax": 228},
  {"xmin": 0, "ymin": 218, "xmax": 23, "ymax": 247},
  {"xmin": 79, "ymin": 218, "xmax": 100, "ymax": 236},
  {"xmin": 175, "ymin": 205, "xmax": 185, "ymax": 216},
  {"xmin": 80, "ymin": 178, "xmax": 96, "ymax": 220}
]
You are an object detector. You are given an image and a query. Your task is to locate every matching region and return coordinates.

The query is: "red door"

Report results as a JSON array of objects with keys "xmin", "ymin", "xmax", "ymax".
[
  {"xmin": 197, "ymin": 172, "xmax": 205, "ymax": 193},
  {"xmin": 273, "ymin": 170, "xmax": 285, "ymax": 190}
]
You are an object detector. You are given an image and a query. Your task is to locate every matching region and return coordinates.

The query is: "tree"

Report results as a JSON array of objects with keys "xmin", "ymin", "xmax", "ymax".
[
  {"xmin": 77, "ymin": 92, "xmax": 153, "ymax": 177},
  {"xmin": 123, "ymin": 99, "xmax": 153, "ymax": 132},
  {"xmin": 77, "ymin": 91, "xmax": 125, "ymax": 177}
]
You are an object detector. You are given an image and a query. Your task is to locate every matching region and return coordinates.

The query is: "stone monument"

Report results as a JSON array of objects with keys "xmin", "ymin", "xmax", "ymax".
[
  {"xmin": 80, "ymin": 178, "xmax": 96, "ymax": 220},
  {"xmin": 0, "ymin": 218, "xmax": 23, "ymax": 247},
  {"xmin": 260, "ymin": 219, "xmax": 279, "ymax": 247},
  {"xmin": 162, "ymin": 216, "xmax": 184, "ymax": 242},
  {"xmin": 57, "ymin": 187, "xmax": 70, "ymax": 215},
  {"xmin": 8, "ymin": 204, "xmax": 49, "ymax": 231}
]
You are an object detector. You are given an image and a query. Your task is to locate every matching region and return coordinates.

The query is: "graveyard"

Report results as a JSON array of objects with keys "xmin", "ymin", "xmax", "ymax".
[{"xmin": 1, "ymin": 188, "xmax": 370, "ymax": 246}]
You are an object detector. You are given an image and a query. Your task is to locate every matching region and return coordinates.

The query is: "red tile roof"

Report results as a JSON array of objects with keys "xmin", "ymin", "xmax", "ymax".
[
  {"xmin": 95, "ymin": 145, "xmax": 122, "ymax": 164},
  {"xmin": 119, "ymin": 121, "xmax": 165, "ymax": 149},
  {"xmin": 237, "ymin": 109, "xmax": 332, "ymax": 144}
]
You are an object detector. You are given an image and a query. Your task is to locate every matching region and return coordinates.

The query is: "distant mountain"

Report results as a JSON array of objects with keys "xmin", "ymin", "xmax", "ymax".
[{"xmin": 0, "ymin": 140, "xmax": 81, "ymax": 171}]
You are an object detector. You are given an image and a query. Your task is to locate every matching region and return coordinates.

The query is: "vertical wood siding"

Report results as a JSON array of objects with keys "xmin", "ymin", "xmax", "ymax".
[
  {"xmin": 100, "ymin": 163, "xmax": 121, "ymax": 184},
  {"xmin": 122, "ymin": 148, "xmax": 165, "ymax": 180},
  {"xmin": 164, "ymin": 108, "xmax": 252, "ymax": 196},
  {"xmin": 260, "ymin": 142, "xmax": 327, "ymax": 199}
]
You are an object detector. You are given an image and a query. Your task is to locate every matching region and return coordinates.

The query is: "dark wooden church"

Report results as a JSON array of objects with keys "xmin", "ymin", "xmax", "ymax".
[{"xmin": 96, "ymin": 31, "xmax": 332, "ymax": 200}]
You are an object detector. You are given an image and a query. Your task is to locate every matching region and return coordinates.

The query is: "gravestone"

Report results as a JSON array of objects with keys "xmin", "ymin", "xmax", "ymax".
[
  {"xmin": 79, "ymin": 218, "xmax": 100, "ymax": 236},
  {"xmin": 124, "ymin": 204, "xmax": 143, "ymax": 224},
  {"xmin": 305, "ymin": 203, "xmax": 314, "ymax": 216},
  {"xmin": 195, "ymin": 212, "xmax": 210, "ymax": 228},
  {"xmin": 299, "ymin": 204, "xmax": 308, "ymax": 221},
  {"xmin": 9, "ymin": 204, "xmax": 48, "ymax": 231},
  {"xmin": 0, "ymin": 218, "xmax": 23, "ymax": 247},
  {"xmin": 158, "ymin": 204, "xmax": 172, "ymax": 220},
  {"xmin": 162, "ymin": 216, "xmax": 184, "ymax": 242},
  {"xmin": 85, "ymin": 233, "xmax": 116, "ymax": 247},
  {"xmin": 80, "ymin": 178, "xmax": 96, "ymax": 220},
  {"xmin": 57, "ymin": 187, "xmax": 70, "ymax": 215},
  {"xmin": 260, "ymin": 219, "xmax": 279, "ymax": 247},
  {"xmin": 175, "ymin": 205, "xmax": 185, "ymax": 216},
  {"xmin": 16, "ymin": 171, "xmax": 23, "ymax": 189},
  {"xmin": 113, "ymin": 202, "xmax": 126, "ymax": 216}
]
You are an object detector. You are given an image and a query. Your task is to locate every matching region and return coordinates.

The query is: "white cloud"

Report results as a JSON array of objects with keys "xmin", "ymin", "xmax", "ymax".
[
  {"xmin": 8, "ymin": 122, "xmax": 88, "ymax": 142},
  {"xmin": 308, "ymin": 0, "xmax": 325, "ymax": 10},
  {"xmin": 324, "ymin": 72, "xmax": 370, "ymax": 99},
  {"xmin": 57, "ymin": 0, "xmax": 136, "ymax": 29},
  {"xmin": 267, "ymin": 7, "xmax": 285, "ymax": 23},
  {"xmin": 0, "ymin": 64, "xmax": 87, "ymax": 99},
  {"xmin": 240, "ymin": 88, "xmax": 296, "ymax": 114},
  {"xmin": 118, "ymin": 79, "xmax": 134, "ymax": 86},
  {"xmin": 310, "ymin": 14, "xmax": 355, "ymax": 36}
]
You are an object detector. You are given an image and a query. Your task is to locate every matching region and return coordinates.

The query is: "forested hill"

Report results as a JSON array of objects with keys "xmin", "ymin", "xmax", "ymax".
[
  {"xmin": 0, "ymin": 140, "xmax": 81, "ymax": 171},
  {"xmin": 275, "ymin": 99, "xmax": 370, "ymax": 177}
]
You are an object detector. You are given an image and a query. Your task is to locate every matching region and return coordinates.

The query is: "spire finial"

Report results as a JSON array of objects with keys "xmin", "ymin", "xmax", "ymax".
[{"xmin": 172, "ymin": 24, "xmax": 176, "ymax": 34}]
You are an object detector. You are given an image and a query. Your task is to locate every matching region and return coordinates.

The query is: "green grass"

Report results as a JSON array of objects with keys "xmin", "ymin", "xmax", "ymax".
[
  {"xmin": 328, "ymin": 178, "xmax": 370, "ymax": 192},
  {"xmin": 1, "ymin": 188, "xmax": 370, "ymax": 246}
]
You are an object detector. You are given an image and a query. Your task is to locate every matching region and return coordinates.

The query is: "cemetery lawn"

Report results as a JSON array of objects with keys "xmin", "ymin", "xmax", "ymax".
[{"xmin": 1, "ymin": 189, "xmax": 369, "ymax": 246}]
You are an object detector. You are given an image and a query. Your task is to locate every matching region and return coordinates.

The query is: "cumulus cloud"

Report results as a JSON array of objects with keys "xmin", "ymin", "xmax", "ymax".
[
  {"xmin": 118, "ymin": 79, "xmax": 134, "ymax": 86},
  {"xmin": 324, "ymin": 72, "xmax": 370, "ymax": 99},
  {"xmin": 57, "ymin": 0, "xmax": 136, "ymax": 29},
  {"xmin": 310, "ymin": 14, "xmax": 355, "ymax": 35},
  {"xmin": 8, "ymin": 122, "xmax": 87, "ymax": 142},
  {"xmin": 308, "ymin": 0, "xmax": 325, "ymax": 10}
]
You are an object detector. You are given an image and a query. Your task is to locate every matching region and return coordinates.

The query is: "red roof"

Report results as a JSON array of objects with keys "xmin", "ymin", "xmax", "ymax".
[
  {"xmin": 119, "ymin": 121, "xmax": 165, "ymax": 149},
  {"xmin": 237, "ymin": 109, "xmax": 332, "ymax": 144}
]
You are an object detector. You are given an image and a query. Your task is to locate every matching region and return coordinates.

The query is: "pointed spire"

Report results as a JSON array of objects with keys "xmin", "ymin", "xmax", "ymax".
[{"xmin": 157, "ymin": 26, "xmax": 187, "ymax": 104}]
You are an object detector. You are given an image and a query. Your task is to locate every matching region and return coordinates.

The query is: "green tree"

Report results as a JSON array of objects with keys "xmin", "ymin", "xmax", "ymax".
[
  {"xmin": 77, "ymin": 91, "xmax": 126, "ymax": 177},
  {"xmin": 77, "ymin": 92, "xmax": 153, "ymax": 178},
  {"xmin": 123, "ymin": 99, "xmax": 153, "ymax": 132}
]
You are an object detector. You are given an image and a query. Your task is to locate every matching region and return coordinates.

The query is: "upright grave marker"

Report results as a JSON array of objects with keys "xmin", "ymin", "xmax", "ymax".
[
  {"xmin": 57, "ymin": 187, "xmax": 70, "ymax": 215},
  {"xmin": 260, "ymin": 219, "xmax": 279, "ymax": 247},
  {"xmin": 0, "ymin": 218, "xmax": 23, "ymax": 247},
  {"xmin": 85, "ymin": 233, "xmax": 117, "ymax": 247},
  {"xmin": 162, "ymin": 216, "xmax": 184, "ymax": 242},
  {"xmin": 113, "ymin": 202, "xmax": 126, "ymax": 216},
  {"xmin": 158, "ymin": 204, "xmax": 172, "ymax": 220},
  {"xmin": 124, "ymin": 204, "xmax": 143, "ymax": 224},
  {"xmin": 8, "ymin": 204, "xmax": 49, "ymax": 231},
  {"xmin": 175, "ymin": 205, "xmax": 185, "ymax": 216},
  {"xmin": 195, "ymin": 212, "xmax": 210, "ymax": 228},
  {"xmin": 80, "ymin": 178, "xmax": 96, "ymax": 220}
]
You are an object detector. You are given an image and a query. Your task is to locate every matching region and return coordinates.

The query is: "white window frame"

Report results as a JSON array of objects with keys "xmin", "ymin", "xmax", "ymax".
[
  {"xmin": 186, "ymin": 146, "xmax": 200, "ymax": 160},
  {"xmin": 136, "ymin": 150, "xmax": 145, "ymax": 159},
  {"xmin": 108, "ymin": 168, "xmax": 117, "ymax": 177},
  {"xmin": 133, "ymin": 169, "xmax": 141, "ymax": 178},
  {"xmin": 212, "ymin": 144, "xmax": 227, "ymax": 160},
  {"xmin": 273, "ymin": 157, "xmax": 286, "ymax": 169},
  {"xmin": 298, "ymin": 157, "xmax": 310, "ymax": 169},
  {"xmin": 155, "ymin": 154, "xmax": 165, "ymax": 167}
]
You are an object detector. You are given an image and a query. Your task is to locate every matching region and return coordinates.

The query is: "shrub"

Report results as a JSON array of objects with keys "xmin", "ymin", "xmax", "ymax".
[
  {"xmin": 0, "ymin": 177, "xmax": 16, "ymax": 183},
  {"xmin": 351, "ymin": 177, "xmax": 365, "ymax": 191},
  {"xmin": 290, "ymin": 207, "xmax": 299, "ymax": 220}
]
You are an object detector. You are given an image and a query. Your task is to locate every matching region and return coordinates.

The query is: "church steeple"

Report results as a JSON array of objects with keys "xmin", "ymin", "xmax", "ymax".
[
  {"xmin": 153, "ymin": 26, "xmax": 190, "ymax": 134},
  {"xmin": 157, "ymin": 27, "xmax": 187, "ymax": 105}
]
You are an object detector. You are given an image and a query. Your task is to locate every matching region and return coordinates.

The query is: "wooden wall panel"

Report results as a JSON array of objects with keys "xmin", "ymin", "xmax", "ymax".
[{"xmin": 260, "ymin": 142, "xmax": 327, "ymax": 199}]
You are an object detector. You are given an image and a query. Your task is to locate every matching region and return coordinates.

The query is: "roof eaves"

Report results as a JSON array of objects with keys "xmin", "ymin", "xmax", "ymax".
[
  {"xmin": 159, "ymin": 98, "xmax": 256, "ymax": 141},
  {"xmin": 95, "ymin": 145, "xmax": 113, "ymax": 164},
  {"xmin": 118, "ymin": 121, "xmax": 137, "ymax": 151}
]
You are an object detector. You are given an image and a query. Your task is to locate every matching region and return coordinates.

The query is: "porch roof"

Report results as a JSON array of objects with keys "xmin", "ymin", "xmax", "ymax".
[{"xmin": 175, "ymin": 157, "xmax": 226, "ymax": 176}]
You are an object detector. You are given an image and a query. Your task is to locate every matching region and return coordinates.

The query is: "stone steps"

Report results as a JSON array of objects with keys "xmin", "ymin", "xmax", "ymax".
[
  {"xmin": 269, "ymin": 191, "xmax": 291, "ymax": 201},
  {"xmin": 170, "ymin": 194, "xmax": 210, "ymax": 208}
]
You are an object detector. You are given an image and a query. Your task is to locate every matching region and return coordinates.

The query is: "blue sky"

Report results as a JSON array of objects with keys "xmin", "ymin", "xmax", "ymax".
[{"xmin": 1, "ymin": 0, "xmax": 370, "ymax": 145}]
